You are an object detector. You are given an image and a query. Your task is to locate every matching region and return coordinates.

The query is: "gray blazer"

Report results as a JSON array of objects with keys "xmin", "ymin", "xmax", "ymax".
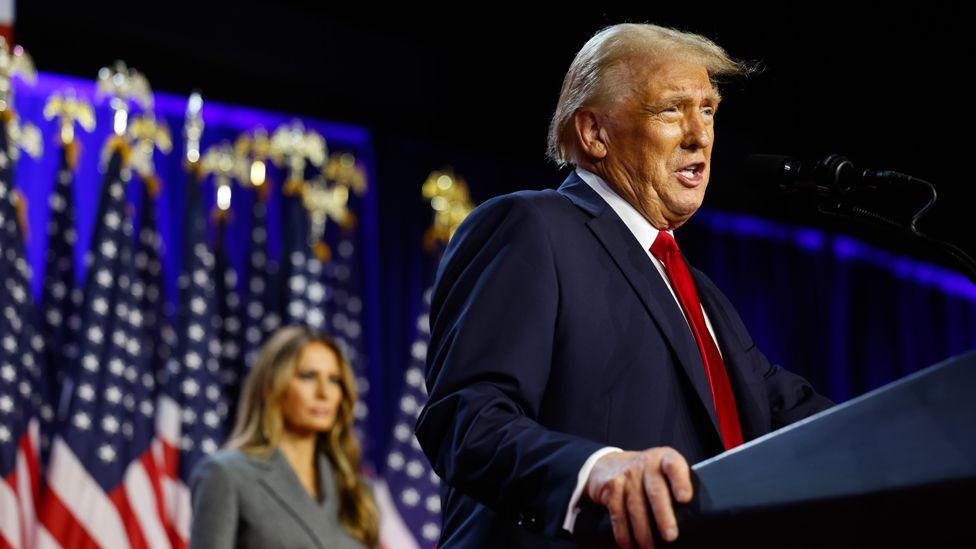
[{"xmin": 189, "ymin": 447, "xmax": 366, "ymax": 549}]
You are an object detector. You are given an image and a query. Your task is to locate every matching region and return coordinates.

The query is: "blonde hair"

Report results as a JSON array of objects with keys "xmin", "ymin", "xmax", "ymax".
[
  {"xmin": 547, "ymin": 23, "xmax": 752, "ymax": 167},
  {"xmin": 226, "ymin": 325, "xmax": 379, "ymax": 547}
]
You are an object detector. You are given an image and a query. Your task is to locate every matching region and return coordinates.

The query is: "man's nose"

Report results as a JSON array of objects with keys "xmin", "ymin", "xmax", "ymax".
[{"xmin": 681, "ymin": 112, "xmax": 712, "ymax": 150}]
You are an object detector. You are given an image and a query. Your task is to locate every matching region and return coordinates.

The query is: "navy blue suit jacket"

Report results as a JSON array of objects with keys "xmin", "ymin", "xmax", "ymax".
[{"xmin": 415, "ymin": 173, "xmax": 833, "ymax": 547}]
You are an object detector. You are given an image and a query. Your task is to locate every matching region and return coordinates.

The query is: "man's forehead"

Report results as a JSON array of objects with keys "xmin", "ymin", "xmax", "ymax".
[{"xmin": 628, "ymin": 57, "xmax": 719, "ymax": 101}]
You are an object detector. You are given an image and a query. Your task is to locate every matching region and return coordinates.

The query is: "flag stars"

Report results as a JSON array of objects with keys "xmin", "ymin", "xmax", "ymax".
[
  {"xmin": 182, "ymin": 379, "xmax": 200, "ymax": 397},
  {"xmin": 204, "ymin": 410, "xmax": 220, "ymax": 428},
  {"xmin": 307, "ymin": 309, "xmax": 324, "ymax": 328},
  {"xmin": 73, "ymin": 412, "xmax": 92, "ymax": 430},
  {"xmin": 308, "ymin": 282, "xmax": 325, "ymax": 302},
  {"xmin": 96, "ymin": 269, "xmax": 113, "ymax": 287},
  {"xmin": 100, "ymin": 240, "xmax": 118, "ymax": 258},
  {"xmin": 182, "ymin": 408, "xmax": 197, "ymax": 424},
  {"xmin": 406, "ymin": 460, "xmax": 425, "ymax": 479},
  {"xmin": 126, "ymin": 339, "xmax": 140, "ymax": 356},
  {"xmin": 97, "ymin": 444, "xmax": 117, "ymax": 463},
  {"xmin": 105, "ymin": 386, "xmax": 122, "ymax": 404},
  {"xmin": 102, "ymin": 416, "xmax": 120, "ymax": 434},
  {"xmin": 400, "ymin": 395, "xmax": 417, "ymax": 415},
  {"xmin": 50, "ymin": 281, "xmax": 67, "ymax": 299},
  {"xmin": 1, "ymin": 364, "xmax": 14, "ymax": 382},
  {"xmin": 0, "ymin": 395, "xmax": 13, "ymax": 413},
  {"xmin": 406, "ymin": 367, "xmax": 424, "ymax": 388},
  {"xmin": 0, "ymin": 426, "xmax": 9, "ymax": 442},
  {"xmin": 422, "ymin": 523, "xmax": 440, "ymax": 541},
  {"xmin": 186, "ymin": 351, "xmax": 202, "ymax": 370},
  {"xmin": 78, "ymin": 383, "xmax": 95, "ymax": 401},
  {"xmin": 82, "ymin": 354, "xmax": 99, "ymax": 372},
  {"xmin": 394, "ymin": 423, "xmax": 411, "ymax": 442},
  {"xmin": 401, "ymin": 488, "xmax": 420, "ymax": 507},
  {"xmin": 388, "ymin": 452, "xmax": 404, "ymax": 471},
  {"xmin": 93, "ymin": 297, "xmax": 109, "ymax": 315},
  {"xmin": 201, "ymin": 438, "xmax": 218, "ymax": 454}
]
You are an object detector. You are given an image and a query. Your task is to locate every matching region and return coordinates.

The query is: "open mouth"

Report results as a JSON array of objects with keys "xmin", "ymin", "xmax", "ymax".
[{"xmin": 674, "ymin": 162, "xmax": 706, "ymax": 186}]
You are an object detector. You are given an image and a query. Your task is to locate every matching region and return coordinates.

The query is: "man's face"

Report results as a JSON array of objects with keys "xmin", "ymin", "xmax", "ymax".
[{"xmin": 596, "ymin": 57, "xmax": 719, "ymax": 229}]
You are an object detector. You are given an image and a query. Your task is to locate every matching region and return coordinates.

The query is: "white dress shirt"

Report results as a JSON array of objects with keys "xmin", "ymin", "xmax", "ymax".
[{"xmin": 562, "ymin": 168, "xmax": 723, "ymax": 533}]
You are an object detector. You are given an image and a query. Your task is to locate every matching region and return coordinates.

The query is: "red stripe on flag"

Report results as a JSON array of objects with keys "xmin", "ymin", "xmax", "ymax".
[
  {"xmin": 154, "ymin": 438, "xmax": 188, "ymax": 547},
  {"xmin": 158, "ymin": 439, "xmax": 179, "ymax": 477},
  {"xmin": 0, "ymin": 529, "xmax": 14, "ymax": 549},
  {"xmin": 107, "ymin": 485, "xmax": 149, "ymax": 549},
  {"xmin": 19, "ymin": 427, "xmax": 40, "ymax": 514},
  {"xmin": 37, "ymin": 488, "xmax": 101, "ymax": 549}
]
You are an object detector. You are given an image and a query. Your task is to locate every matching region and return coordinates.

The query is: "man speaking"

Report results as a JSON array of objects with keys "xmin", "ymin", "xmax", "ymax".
[{"xmin": 416, "ymin": 23, "xmax": 832, "ymax": 548}]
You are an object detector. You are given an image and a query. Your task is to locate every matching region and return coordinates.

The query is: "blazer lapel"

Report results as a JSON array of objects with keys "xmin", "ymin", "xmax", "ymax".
[
  {"xmin": 254, "ymin": 449, "xmax": 328, "ymax": 549},
  {"xmin": 693, "ymin": 272, "xmax": 771, "ymax": 441},
  {"xmin": 557, "ymin": 173, "xmax": 722, "ymax": 440}
]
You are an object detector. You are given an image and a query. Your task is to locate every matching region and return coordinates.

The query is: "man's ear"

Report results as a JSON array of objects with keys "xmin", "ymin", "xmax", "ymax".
[{"xmin": 573, "ymin": 108, "xmax": 608, "ymax": 161}]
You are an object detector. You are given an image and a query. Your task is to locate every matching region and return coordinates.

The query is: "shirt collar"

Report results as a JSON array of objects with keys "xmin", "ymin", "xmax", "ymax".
[{"xmin": 575, "ymin": 167, "xmax": 673, "ymax": 252}]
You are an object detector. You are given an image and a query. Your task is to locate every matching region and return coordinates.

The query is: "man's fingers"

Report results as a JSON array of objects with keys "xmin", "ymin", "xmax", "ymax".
[
  {"xmin": 625, "ymin": 469, "xmax": 654, "ymax": 549},
  {"xmin": 660, "ymin": 450, "xmax": 693, "ymax": 504},
  {"xmin": 643, "ymin": 461, "xmax": 678, "ymax": 543},
  {"xmin": 603, "ymin": 479, "xmax": 634, "ymax": 549}
]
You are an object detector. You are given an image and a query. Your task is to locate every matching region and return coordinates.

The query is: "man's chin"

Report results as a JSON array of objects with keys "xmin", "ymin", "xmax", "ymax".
[{"xmin": 665, "ymin": 201, "xmax": 703, "ymax": 228}]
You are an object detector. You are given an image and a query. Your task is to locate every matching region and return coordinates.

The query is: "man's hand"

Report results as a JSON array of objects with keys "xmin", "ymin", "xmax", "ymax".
[{"xmin": 584, "ymin": 447, "xmax": 693, "ymax": 548}]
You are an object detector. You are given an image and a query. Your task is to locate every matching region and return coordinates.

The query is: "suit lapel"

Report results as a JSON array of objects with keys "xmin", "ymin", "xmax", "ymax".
[
  {"xmin": 254, "ymin": 449, "xmax": 329, "ymax": 549},
  {"xmin": 557, "ymin": 173, "xmax": 722, "ymax": 440},
  {"xmin": 693, "ymin": 271, "xmax": 771, "ymax": 441}
]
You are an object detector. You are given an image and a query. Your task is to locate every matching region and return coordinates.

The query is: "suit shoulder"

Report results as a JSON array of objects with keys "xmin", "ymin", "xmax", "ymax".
[
  {"xmin": 472, "ymin": 188, "xmax": 571, "ymax": 219},
  {"xmin": 450, "ymin": 188, "xmax": 573, "ymax": 246},
  {"xmin": 190, "ymin": 449, "xmax": 262, "ymax": 486}
]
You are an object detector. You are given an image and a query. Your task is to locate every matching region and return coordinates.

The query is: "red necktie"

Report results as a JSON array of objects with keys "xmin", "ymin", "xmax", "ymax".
[{"xmin": 650, "ymin": 231, "xmax": 744, "ymax": 450}]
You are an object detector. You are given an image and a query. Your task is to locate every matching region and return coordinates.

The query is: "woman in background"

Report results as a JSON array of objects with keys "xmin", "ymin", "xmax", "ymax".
[{"xmin": 189, "ymin": 325, "xmax": 379, "ymax": 548}]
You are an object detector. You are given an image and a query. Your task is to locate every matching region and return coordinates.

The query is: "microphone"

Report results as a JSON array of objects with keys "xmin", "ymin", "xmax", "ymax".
[{"xmin": 744, "ymin": 154, "xmax": 916, "ymax": 196}]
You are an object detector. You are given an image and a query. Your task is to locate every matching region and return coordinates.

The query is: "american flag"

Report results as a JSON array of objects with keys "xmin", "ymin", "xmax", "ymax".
[
  {"xmin": 376, "ymin": 286, "xmax": 440, "ymax": 549},
  {"xmin": 156, "ymin": 164, "xmax": 227, "ymax": 545},
  {"xmin": 240, "ymin": 188, "xmax": 280, "ymax": 368},
  {"xmin": 324, "ymin": 231, "xmax": 370, "ymax": 452},
  {"xmin": 1, "ymin": 119, "xmax": 52, "ymax": 549},
  {"xmin": 281, "ymin": 185, "xmax": 327, "ymax": 330},
  {"xmin": 213, "ymin": 213, "xmax": 244, "ymax": 427},
  {"xmin": 134, "ymin": 177, "xmax": 182, "ymax": 548},
  {"xmin": 36, "ymin": 142, "xmax": 172, "ymax": 548},
  {"xmin": 39, "ymin": 140, "xmax": 82, "ymax": 407}
]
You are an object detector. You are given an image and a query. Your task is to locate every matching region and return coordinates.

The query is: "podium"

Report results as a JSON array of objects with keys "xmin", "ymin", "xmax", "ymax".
[{"xmin": 676, "ymin": 350, "xmax": 976, "ymax": 547}]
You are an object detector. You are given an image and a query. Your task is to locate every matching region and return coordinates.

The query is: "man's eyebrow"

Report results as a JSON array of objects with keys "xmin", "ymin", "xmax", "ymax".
[{"xmin": 644, "ymin": 90, "xmax": 723, "ymax": 111}]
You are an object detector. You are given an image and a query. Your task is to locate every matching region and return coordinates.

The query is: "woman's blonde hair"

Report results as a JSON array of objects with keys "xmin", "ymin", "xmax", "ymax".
[{"xmin": 226, "ymin": 325, "xmax": 379, "ymax": 547}]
